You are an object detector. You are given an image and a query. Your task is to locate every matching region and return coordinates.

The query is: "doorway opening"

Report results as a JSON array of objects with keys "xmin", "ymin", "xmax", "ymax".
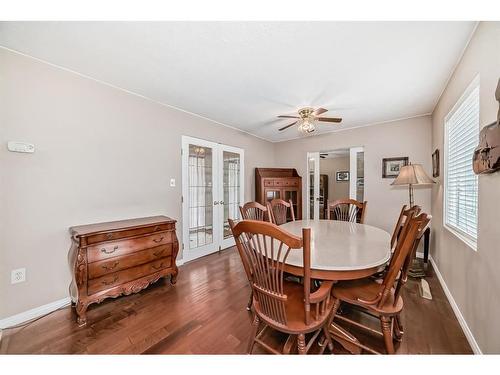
[{"xmin": 307, "ymin": 147, "xmax": 364, "ymax": 220}]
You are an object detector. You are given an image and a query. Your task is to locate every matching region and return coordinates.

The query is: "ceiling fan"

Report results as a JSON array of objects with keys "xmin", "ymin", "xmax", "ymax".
[{"xmin": 277, "ymin": 107, "xmax": 342, "ymax": 133}]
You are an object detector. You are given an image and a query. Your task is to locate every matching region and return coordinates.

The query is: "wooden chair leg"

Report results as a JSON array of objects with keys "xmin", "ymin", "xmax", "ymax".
[
  {"xmin": 380, "ymin": 316, "xmax": 395, "ymax": 354},
  {"xmin": 246, "ymin": 290, "xmax": 253, "ymax": 311},
  {"xmin": 247, "ymin": 314, "xmax": 260, "ymax": 354},
  {"xmin": 322, "ymin": 325, "xmax": 334, "ymax": 353},
  {"xmin": 393, "ymin": 314, "xmax": 404, "ymax": 342},
  {"xmin": 319, "ymin": 298, "xmax": 341, "ymax": 349},
  {"xmin": 297, "ymin": 333, "xmax": 306, "ymax": 355}
]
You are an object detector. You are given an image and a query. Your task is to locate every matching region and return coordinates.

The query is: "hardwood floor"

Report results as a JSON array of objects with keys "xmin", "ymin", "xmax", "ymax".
[{"xmin": 0, "ymin": 247, "xmax": 472, "ymax": 354}]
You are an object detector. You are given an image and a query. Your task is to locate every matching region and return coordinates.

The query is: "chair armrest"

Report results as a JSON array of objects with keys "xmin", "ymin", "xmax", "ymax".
[{"xmin": 310, "ymin": 281, "xmax": 334, "ymax": 303}]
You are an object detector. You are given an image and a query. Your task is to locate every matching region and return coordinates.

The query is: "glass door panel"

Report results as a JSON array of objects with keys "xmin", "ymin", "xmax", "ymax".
[
  {"xmin": 182, "ymin": 137, "xmax": 219, "ymax": 261},
  {"xmin": 265, "ymin": 189, "xmax": 280, "ymax": 202},
  {"xmin": 219, "ymin": 145, "xmax": 244, "ymax": 250},
  {"xmin": 222, "ymin": 151, "xmax": 241, "ymax": 241},
  {"xmin": 188, "ymin": 144, "xmax": 214, "ymax": 249}
]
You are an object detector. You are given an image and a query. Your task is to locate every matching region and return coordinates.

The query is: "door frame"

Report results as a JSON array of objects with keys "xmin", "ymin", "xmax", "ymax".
[
  {"xmin": 181, "ymin": 136, "xmax": 244, "ymax": 262},
  {"xmin": 349, "ymin": 146, "xmax": 364, "ymax": 200},
  {"xmin": 306, "ymin": 152, "xmax": 320, "ymax": 220}
]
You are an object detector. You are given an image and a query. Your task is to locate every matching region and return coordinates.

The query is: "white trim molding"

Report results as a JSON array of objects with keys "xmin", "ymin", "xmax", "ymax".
[
  {"xmin": 0, "ymin": 297, "xmax": 71, "ymax": 330},
  {"xmin": 429, "ymin": 255, "xmax": 482, "ymax": 354}
]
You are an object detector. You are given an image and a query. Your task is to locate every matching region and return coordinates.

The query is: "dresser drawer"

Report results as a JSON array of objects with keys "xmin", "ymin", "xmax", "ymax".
[
  {"xmin": 263, "ymin": 180, "xmax": 274, "ymax": 187},
  {"xmin": 85, "ymin": 223, "xmax": 174, "ymax": 245},
  {"xmin": 87, "ymin": 258, "xmax": 171, "ymax": 295},
  {"xmin": 87, "ymin": 244, "xmax": 173, "ymax": 279},
  {"xmin": 284, "ymin": 180, "xmax": 299, "ymax": 187},
  {"xmin": 87, "ymin": 231, "xmax": 173, "ymax": 263}
]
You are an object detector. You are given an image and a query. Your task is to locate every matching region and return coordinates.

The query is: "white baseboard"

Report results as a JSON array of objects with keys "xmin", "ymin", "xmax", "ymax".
[
  {"xmin": 176, "ymin": 259, "xmax": 185, "ymax": 266},
  {"xmin": 429, "ymin": 256, "xmax": 482, "ymax": 354},
  {"xmin": 0, "ymin": 297, "xmax": 71, "ymax": 330}
]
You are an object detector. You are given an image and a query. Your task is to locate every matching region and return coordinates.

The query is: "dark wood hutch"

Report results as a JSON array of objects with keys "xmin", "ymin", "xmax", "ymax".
[{"xmin": 255, "ymin": 168, "xmax": 302, "ymax": 221}]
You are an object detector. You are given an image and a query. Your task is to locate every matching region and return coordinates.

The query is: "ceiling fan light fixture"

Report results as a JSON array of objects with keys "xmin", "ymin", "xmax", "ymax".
[{"xmin": 298, "ymin": 118, "xmax": 315, "ymax": 134}]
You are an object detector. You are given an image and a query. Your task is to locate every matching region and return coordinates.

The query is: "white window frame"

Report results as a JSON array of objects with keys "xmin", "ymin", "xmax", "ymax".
[{"xmin": 443, "ymin": 75, "xmax": 479, "ymax": 251}]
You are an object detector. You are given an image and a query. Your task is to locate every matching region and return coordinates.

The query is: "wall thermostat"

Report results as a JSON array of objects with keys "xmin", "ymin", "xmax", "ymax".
[{"xmin": 7, "ymin": 141, "xmax": 35, "ymax": 153}]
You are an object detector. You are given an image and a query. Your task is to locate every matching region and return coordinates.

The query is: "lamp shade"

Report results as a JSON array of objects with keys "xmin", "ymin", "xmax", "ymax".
[{"xmin": 391, "ymin": 164, "xmax": 435, "ymax": 186}]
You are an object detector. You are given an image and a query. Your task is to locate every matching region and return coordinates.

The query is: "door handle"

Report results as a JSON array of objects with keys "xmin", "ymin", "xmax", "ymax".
[
  {"xmin": 214, "ymin": 201, "xmax": 219, "ymax": 205},
  {"xmin": 219, "ymin": 201, "xmax": 224, "ymax": 205}
]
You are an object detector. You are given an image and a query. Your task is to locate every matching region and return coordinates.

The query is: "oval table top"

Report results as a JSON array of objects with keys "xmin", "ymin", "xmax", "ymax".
[{"xmin": 280, "ymin": 219, "xmax": 391, "ymax": 281}]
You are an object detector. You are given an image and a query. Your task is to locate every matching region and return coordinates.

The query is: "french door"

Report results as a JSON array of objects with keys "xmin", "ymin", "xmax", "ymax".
[{"xmin": 181, "ymin": 136, "xmax": 244, "ymax": 262}]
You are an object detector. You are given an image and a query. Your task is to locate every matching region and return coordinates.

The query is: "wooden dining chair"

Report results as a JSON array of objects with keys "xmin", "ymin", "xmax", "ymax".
[
  {"xmin": 239, "ymin": 201, "xmax": 270, "ymax": 222},
  {"xmin": 326, "ymin": 199, "xmax": 367, "ymax": 224},
  {"xmin": 330, "ymin": 212, "xmax": 431, "ymax": 354},
  {"xmin": 229, "ymin": 219, "xmax": 336, "ymax": 354},
  {"xmin": 238, "ymin": 202, "xmax": 270, "ymax": 311},
  {"xmin": 267, "ymin": 199, "xmax": 295, "ymax": 225},
  {"xmin": 390, "ymin": 205, "xmax": 422, "ymax": 250}
]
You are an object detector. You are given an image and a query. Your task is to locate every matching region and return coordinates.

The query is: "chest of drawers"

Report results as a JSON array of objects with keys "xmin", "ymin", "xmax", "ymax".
[{"xmin": 69, "ymin": 216, "xmax": 179, "ymax": 325}]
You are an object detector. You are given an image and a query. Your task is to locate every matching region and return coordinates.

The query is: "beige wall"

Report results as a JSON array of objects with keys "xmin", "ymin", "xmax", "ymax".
[
  {"xmin": 0, "ymin": 48, "xmax": 276, "ymax": 319},
  {"xmin": 430, "ymin": 21, "xmax": 500, "ymax": 354},
  {"xmin": 319, "ymin": 156, "xmax": 350, "ymax": 202},
  {"xmin": 274, "ymin": 116, "xmax": 433, "ymax": 235}
]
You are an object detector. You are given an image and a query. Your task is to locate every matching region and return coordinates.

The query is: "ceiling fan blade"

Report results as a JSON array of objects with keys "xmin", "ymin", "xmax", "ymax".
[
  {"xmin": 278, "ymin": 121, "xmax": 298, "ymax": 131},
  {"xmin": 317, "ymin": 117, "xmax": 342, "ymax": 123},
  {"xmin": 314, "ymin": 108, "xmax": 328, "ymax": 116},
  {"xmin": 278, "ymin": 115, "xmax": 300, "ymax": 119}
]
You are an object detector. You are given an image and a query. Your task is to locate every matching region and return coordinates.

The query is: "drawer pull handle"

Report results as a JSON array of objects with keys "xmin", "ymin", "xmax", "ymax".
[
  {"xmin": 154, "ymin": 226, "xmax": 161, "ymax": 231},
  {"xmin": 102, "ymin": 261, "xmax": 119, "ymax": 271},
  {"xmin": 101, "ymin": 245, "xmax": 119, "ymax": 254},
  {"xmin": 153, "ymin": 237, "xmax": 164, "ymax": 243},
  {"xmin": 102, "ymin": 275, "xmax": 119, "ymax": 286},
  {"xmin": 152, "ymin": 263, "xmax": 165, "ymax": 270},
  {"xmin": 106, "ymin": 233, "xmax": 113, "ymax": 239},
  {"xmin": 153, "ymin": 249, "xmax": 165, "ymax": 257}
]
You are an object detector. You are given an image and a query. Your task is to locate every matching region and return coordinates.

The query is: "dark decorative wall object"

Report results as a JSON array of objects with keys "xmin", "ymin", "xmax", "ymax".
[
  {"xmin": 432, "ymin": 149, "xmax": 440, "ymax": 177},
  {"xmin": 473, "ymin": 78, "xmax": 500, "ymax": 175}
]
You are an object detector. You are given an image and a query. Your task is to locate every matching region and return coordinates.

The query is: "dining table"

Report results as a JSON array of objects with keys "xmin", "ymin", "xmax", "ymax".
[{"xmin": 280, "ymin": 219, "xmax": 392, "ymax": 354}]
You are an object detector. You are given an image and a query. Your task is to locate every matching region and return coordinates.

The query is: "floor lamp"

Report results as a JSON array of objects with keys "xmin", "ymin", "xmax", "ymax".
[
  {"xmin": 391, "ymin": 163, "xmax": 435, "ymax": 207},
  {"xmin": 391, "ymin": 163, "xmax": 435, "ymax": 298}
]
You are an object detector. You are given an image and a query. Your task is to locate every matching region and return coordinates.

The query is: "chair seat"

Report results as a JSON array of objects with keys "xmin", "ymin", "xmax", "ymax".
[
  {"xmin": 332, "ymin": 278, "xmax": 403, "ymax": 315},
  {"xmin": 254, "ymin": 280, "xmax": 334, "ymax": 334}
]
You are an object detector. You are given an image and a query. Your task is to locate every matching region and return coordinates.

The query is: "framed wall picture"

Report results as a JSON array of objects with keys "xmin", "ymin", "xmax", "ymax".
[
  {"xmin": 432, "ymin": 149, "xmax": 440, "ymax": 177},
  {"xmin": 382, "ymin": 157, "xmax": 409, "ymax": 178},
  {"xmin": 336, "ymin": 171, "xmax": 350, "ymax": 182}
]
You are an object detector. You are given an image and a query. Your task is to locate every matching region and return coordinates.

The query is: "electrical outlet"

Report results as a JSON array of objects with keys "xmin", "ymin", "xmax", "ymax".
[
  {"xmin": 11, "ymin": 268, "xmax": 26, "ymax": 284},
  {"xmin": 170, "ymin": 178, "xmax": 176, "ymax": 187}
]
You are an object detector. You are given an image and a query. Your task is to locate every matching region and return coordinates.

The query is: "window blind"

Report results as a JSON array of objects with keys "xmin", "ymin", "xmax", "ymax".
[{"xmin": 444, "ymin": 79, "xmax": 479, "ymax": 246}]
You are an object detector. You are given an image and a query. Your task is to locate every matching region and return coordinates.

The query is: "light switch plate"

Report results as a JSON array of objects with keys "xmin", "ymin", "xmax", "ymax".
[
  {"xmin": 7, "ymin": 141, "xmax": 35, "ymax": 153},
  {"xmin": 11, "ymin": 268, "xmax": 26, "ymax": 284},
  {"xmin": 170, "ymin": 178, "xmax": 176, "ymax": 187}
]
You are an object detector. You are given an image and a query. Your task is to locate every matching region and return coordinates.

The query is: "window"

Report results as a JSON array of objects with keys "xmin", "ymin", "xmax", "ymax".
[{"xmin": 444, "ymin": 75, "xmax": 479, "ymax": 250}]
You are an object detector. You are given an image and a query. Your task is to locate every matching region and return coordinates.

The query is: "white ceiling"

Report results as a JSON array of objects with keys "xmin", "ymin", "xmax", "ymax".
[{"xmin": 0, "ymin": 21, "xmax": 476, "ymax": 142}]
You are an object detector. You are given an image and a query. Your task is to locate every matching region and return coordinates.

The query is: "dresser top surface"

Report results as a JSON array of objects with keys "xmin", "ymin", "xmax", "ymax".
[{"xmin": 70, "ymin": 215, "xmax": 175, "ymax": 236}]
